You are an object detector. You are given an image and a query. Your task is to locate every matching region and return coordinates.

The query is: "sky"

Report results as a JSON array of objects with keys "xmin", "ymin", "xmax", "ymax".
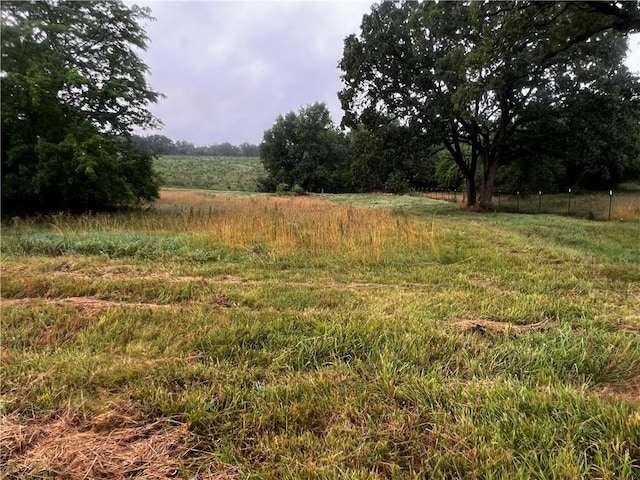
[
  {"xmin": 132, "ymin": 0, "xmax": 640, "ymax": 147},
  {"xmin": 132, "ymin": 0, "xmax": 373, "ymax": 145}
]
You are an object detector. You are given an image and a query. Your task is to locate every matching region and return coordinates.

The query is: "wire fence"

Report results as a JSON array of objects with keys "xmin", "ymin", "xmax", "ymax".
[{"xmin": 418, "ymin": 188, "xmax": 640, "ymax": 221}]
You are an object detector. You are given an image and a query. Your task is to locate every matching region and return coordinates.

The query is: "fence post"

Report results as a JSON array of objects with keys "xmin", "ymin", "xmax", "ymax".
[
  {"xmin": 609, "ymin": 190, "xmax": 613, "ymax": 220},
  {"xmin": 538, "ymin": 191, "xmax": 542, "ymax": 214},
  {"xmin": 568, "ymin": 188, "xmax": 571, "ymax": 216},
  {"xmin": 517, "ymin": 191, "xmax": 520, "ymax": 213}
]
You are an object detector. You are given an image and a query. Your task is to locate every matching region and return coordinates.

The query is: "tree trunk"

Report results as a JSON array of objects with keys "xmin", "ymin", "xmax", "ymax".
[
  {"xmin": 464, "ymin": 172, "xmax": 477, "ymax": 208},
  {"xmin": 444, "ymin": 138, "xmax": 478, "ymax": 208},
  {"xmin": 477, "ymin": 93, "xmax": 508, "ymax": 210},
  {"xmin": 478, "ymin": 158, "xmax": 499, "ymax": 209}
]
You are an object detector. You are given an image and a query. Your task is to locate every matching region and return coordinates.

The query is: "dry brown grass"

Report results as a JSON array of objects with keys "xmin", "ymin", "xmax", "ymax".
[
  {"xmin": 0, "ymin": 293, "xmax": 231, "ymax": 311},
  {"xmin": 147, "ymin": 192, "xmax": 435, "ymax": 260},
  {"xmin": 445, "ymin": 318, "xmax": 550, "ymax": 334},
  {"xmin": 611, "ymin": 193, "xmax": 640, "ymax": 222},
  {"xmin": 155, "ymin": 189, "xmax": 236, "ymax": 207},
  {"xmin": 1, "ymin": 408, "xmax": 236, "ymax": 479},
  {"xmin": 592, "ymin": 377, "xmax": 640, "ymax": 403},
  {"xmin": 27, "ymin": 191, "xmax": 435, "ymax": 262}
]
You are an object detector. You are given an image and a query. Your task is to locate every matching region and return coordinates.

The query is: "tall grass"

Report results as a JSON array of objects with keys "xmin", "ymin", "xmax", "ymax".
[
  {"xmin": 1, "ymin": 190, "xmax": 639, "ymax": 479},
  {"xmin": 3, "ymin": 191, "xmax": 438, "ymax": 265}
]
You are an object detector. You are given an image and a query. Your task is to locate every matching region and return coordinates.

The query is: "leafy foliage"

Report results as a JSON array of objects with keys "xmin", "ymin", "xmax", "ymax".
[
  {"xmin": 339, "ymin": 1, "xmax": 640, "ymax": 208},
  {"xmin": 347, "ymin": 121, "xmax": 435, "ymax": 193},
  {"xmin": 260, "ymin": 103, "xmax": 349, "ymax": 193},
  {"xmin": 1, "ymin": 1, "xmax": 162, "ymax": 215}
]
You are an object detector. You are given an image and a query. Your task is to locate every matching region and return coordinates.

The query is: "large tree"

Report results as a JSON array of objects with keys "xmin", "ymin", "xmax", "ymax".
[
  {"xmin": 347, "ymin": 120, "xmax": 434, "ymax": 193},
  {"xmin": 339, "ymin": 1, "xmax": 640, "ymax": 209},
  {"xmin": 1, "ymin": 1, "xmax": 162, "ymax": 215},
  {"xmin": 260, "ymin": 103, "xmax": 349, "ymax": 193}
]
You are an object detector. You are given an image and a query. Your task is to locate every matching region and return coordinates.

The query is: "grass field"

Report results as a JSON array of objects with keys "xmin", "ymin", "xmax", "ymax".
[
  {"xmin": 1, "ymin": 190, "xmax": 639, "ymax": 479},
  {"xmin": 152, "ymin": 154, "xmax": 640, "ymax": 222},
  {"xmin": 421, "ymin": 190, "xmax": 640, "ymax": 222},
  {"xmin": 491, "ymin": 190, "xmax": 640, "ymax": 221},
  {"xmin": 154, "ymin": 156, "xmax": 265, "ymax": 191}
]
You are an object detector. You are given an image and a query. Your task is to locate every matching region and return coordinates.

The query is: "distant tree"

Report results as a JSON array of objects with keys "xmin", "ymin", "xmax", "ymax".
[
  {"xmin": 173, "ymin": 140, "xmax": 197, "ymax": 156},
  {"xmin": 132, "ymin": 134, "xmax": 176, "ymax": 155},
  {"xmin": 434, "ymin": 150, "xmax": 465, "ymax": 192},
  {"xmin": 212, "ymin": 142, "xmax": 238, "ymax": 157},
  {"xmin": 260, "ymin": 103, "xmax": 349, "ymax": 193},
  {"xmin": 340, "ymin": 1, "xmax": 640, "ymax": 209},
  {"xmin": 239, "ymin": 142, "xmax": 260, "ymax": 157},
  {"xmin": 1, "ymin": 0, "xmax": 162, "ymax": 215}
]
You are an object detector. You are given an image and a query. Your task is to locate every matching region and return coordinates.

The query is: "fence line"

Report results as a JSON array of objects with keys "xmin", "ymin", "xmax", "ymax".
[{"xmin": 416, "ymin": 188, "xmax": 640, "ymax": 221}]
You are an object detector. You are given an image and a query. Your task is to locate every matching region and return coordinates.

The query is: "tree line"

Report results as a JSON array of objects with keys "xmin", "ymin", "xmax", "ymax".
[
  {"xmin": 260, "ymin": 1, "xmax": 640, "ymax": 208},
  {"xmin": 131, "ymin": 134, "xmax": 259, "ymax": 157},
  {"xmin": 3, "ymin": 1, "xmax": 639, "ymax": 215}
]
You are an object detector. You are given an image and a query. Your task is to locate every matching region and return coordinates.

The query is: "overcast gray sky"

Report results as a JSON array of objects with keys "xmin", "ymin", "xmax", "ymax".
[
  {"xmin": 133, "ymin": 0, "xmax": 372, "ymax": 145},
  {"xmin": 133, "ymin": 1, "xmax": 640, "ymax": 146}
]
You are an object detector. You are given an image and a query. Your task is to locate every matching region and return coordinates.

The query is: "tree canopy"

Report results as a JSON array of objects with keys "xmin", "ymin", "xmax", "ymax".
[
  {"xmin": 339, "ymin": 1, "xmax": 640, "ymax": 208},
  {"xmin": 260, "ymin": 103, "xmax": 349, "ymax": 193},
  {"xmin": 1, "ymin": 0, "xmax": 162, "ymax": 215}
]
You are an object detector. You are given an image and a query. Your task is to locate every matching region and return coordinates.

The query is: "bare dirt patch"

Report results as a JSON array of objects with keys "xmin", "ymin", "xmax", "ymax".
[
  {"xmin": 616, "ymin": 323, "xmax": 640, "ymax": 333},
  {"xmin": 592, "ymin": 375, "xmax": 640, "ymax": 402},
  {"xmin": 0, "ymin": 296, "xmax": 174, "ymax": 312},
  {"xmin": 446, "ymin": 318, "xmax": 550, "ymax": 335},
  {"xmin": 1, "ymin": 294, "xmax": 233, "ymax": 311},
  {"xmin": 1, "ymin": 408, "xmax": 237, "ymax": 479}
]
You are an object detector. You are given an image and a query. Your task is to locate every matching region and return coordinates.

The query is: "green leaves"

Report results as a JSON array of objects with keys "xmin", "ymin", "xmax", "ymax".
[
  {"xmin": 1, "ymin": 1, "xmax": 162, "ymax": 215},
  {"xmin": 339, "ymin": 1, "xmax": 640, "ymax": 207},
  {"xmin": 260, "ymin": 103, "xmax": 349, "ymax": 193}
]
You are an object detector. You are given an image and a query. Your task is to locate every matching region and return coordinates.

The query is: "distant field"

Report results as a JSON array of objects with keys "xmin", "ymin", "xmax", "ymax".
[
  {"xmin": 1, "ymin": 191, "xmax": 639, "ymax": 478},
  {"xmin": 154, "ymin": 155, "xmax": 266, "ymax": 191}
]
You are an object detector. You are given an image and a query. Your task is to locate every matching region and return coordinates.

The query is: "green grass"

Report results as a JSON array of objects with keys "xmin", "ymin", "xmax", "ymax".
[
  {"xmin": 154, "ymin": 155, "xmax": 265, "ymax": 191},
  {"xmin": 418, "ymin": 190, "xmax": 640, "ymax": 221},
  {"xmin": 489, "ymin": 190, "xmax": 639, "ymax": 221},
  {"xmin": 1, "ymin": 191, "xmax": 639, "ymax": 479}
]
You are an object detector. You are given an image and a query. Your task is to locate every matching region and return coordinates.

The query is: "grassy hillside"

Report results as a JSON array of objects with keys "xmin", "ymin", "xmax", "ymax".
[
  {"xmin": 2, "ymin": 191, "xmax": 639, "ymax": 479},
  {"xmin": 154, "ymin": 155, "xmax": 266, "ymax": 191}
]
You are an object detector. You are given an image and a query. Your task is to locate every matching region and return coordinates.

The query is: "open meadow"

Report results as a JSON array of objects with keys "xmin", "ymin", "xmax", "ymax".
[
  {"xmin": 154, "ymin": 156, "xmax": 265, "ymax": 191},
  {"xmin": 1, "ymin": 190, "xmax": 639, "ymax": 479}
]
